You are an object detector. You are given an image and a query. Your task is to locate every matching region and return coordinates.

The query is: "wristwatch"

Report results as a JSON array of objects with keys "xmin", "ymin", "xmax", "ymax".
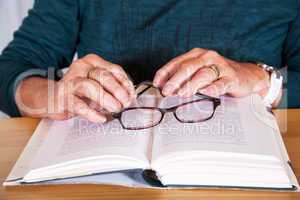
[{"xmin": 257, "ymin": 62, "xmax": 283, "ymax": 107}]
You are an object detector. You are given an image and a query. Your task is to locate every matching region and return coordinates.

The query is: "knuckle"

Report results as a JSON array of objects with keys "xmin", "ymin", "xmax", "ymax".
[
  {"xmin": 112, "ymin": 64, "xmax": 122, "ymax": 70},
  {"xmin": 110, "ymin": 64, "xmax": 124, "ymax": 74},
  {"xmin": 190, "ymin": 47, "xmax": 205, "ymax": 56},
  {"xmin": 156, "ymin": 69, "xmax": 167, "ymax": 77},
  {"xmin": 205, "ymin": 50, "xmax": 219, "ymax": 58},
  {"xmin": 84, "ymin": 53, "xmax": 99, "ymax": 60},
  {"xmin": 83, "ymin": 54, "xmax": 104, "ymax": 65},
  {"xmin": 169, "ymin": 57, "xmax": 179, "ymax": 64},
  {"xmin": 70, "ymin": 59, "xmax": 89, "ymax": 70},
  {"xmin": 180, "ymin": 61, "xmax": 194, "ymax": 70},
  {"xmin": 191, "ymin": 47, "xmax": 201, "ymax": 53},
  {"xmin": 74, "ymin": 59, "xmax": 86, "ymax": 66}
]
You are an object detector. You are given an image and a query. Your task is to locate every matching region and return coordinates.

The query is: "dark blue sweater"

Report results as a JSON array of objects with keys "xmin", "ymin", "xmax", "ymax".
[{"xmin": 1, "ymin": 0, "xmax": 300, "ymax": 116}]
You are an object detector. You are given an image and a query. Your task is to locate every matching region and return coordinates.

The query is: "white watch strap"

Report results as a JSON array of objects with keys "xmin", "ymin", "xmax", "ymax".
[{"xmin": 263, "ymin": 71, "xmax": 283, "ymax": 107}]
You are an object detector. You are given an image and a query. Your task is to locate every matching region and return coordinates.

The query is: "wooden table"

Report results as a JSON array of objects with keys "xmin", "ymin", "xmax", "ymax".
[{"xmin": 0, "ymin": 110, "xmax": 299, "ymax": 200}]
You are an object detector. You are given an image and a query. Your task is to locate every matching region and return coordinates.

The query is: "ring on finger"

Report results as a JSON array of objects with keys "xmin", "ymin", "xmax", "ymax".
[
  {"xmin": 207, "ymin": 65, "xmax": 220, "ymax": 80},
  {"xmin": 87, "ymin": 67, "xmax": 99, "ymax": 79}
]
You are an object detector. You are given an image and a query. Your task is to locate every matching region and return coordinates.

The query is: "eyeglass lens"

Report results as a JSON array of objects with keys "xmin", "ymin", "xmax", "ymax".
[
  {"xmin": 120, "ymin": 108, "xmax": 163, "ymax": 130},
  {"xmin": 175, "ymin": 100, "xmax": 215, "ymax": 122}
]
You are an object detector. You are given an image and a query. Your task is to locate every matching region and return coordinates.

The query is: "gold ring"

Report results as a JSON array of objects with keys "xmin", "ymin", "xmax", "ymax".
[
  {"xmin": 207, "ymin": 65, "xmax": 220, "ymax": 80},
  {"xmin": 87, "ymin": 67, "xmax": 98, "ymax": 79}
]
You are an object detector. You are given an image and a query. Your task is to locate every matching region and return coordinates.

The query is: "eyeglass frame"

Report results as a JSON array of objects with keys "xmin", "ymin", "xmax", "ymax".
[{"xmin": 111, "ymin": 81, "xmax": 221, "ymax": 130}]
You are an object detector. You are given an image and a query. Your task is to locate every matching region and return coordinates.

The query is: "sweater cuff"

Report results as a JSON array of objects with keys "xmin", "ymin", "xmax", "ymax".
[{"xmin": 0, "ymin": 60, "xmax": 33, "ymax": 117}]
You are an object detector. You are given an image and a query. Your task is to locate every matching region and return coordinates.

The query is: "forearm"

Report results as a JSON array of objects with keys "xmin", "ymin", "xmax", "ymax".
[
  {"xmin": 0, "ymin": 0, "xmax": 80, "ymax": 117},
  {"xmin": 0, "ymin": 59, "xmax": 36, "ymax": 116}
]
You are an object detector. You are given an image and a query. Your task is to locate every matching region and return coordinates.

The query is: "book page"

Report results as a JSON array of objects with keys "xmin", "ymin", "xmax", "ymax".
[
  {"xmin": 27, "ymin": 87, "xmax": 162, "ymax": 174},
  {"xmin": 28, "ymin": 115, "xmax": 152, "ymax": 171},
  {"xmin": 5, "ymin": 119, "xmax": 53, "ymax": 181},
  {"xmin": 151, "ymin": 95, "xmax": 284, "ymax": 163}
]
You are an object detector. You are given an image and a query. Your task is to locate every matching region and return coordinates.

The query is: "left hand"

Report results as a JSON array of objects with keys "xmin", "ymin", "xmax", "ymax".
[{"xmin": 153, "ymin": 48, "xmax": 271, "ymax": 99}]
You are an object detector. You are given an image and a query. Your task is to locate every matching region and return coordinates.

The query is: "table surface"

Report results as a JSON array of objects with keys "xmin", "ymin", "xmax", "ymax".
[{"xmin": 0, "ymin": 109, "xmax": 299, "ymax": 200}]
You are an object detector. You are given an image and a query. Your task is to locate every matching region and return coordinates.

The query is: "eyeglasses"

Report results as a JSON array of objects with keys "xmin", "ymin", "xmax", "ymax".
[{"xmin": 111, "ymin": 81, "xmax": 221, "ymax": 130}]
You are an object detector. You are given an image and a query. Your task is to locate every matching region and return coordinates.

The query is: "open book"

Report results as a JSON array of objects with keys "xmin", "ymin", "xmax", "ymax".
[{"xmin": 3, "ymin": 93, "xmax": 299, "ymax": 190}]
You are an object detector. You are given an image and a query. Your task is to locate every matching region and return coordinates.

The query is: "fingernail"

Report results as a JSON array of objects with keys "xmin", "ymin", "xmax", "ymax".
[
  {"xmin": 110, "ymin": 103, "xmax": 122, "ymax": 113},
  {"xmin": 124, "ymin": 100, "xmax": 132, "ymax": 108},
  {"xmin": 153, "ymin": 79, "xmax": 159, "ymax": 87},
  {"xmin": 162, "ymin": 84, "xmax": 175, "ymax": 96}
]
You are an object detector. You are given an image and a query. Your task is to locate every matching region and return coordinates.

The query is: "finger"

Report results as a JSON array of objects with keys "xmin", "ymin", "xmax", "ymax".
[
  {"xmin": 83, "ymin": 54, "xmax": 136, "ymax": 99},
  {"xmin": 71, "ymin": 78, "xmax": 122, "ymax": 113},
  {"xmin": 70, "ymin": 96, "xmax": 107, "ymax": 123},
  {"xmin": 198, "ymin": 77, "xmax": 234, "ymax": 97},
  {"xmin": 88, "ymin": 68, "xmax": 131, "ymax": 107},
  {"xmin": 64, "ymin": 59, "xmax": 94, "ymax": 80},
  {"xmin": 110, "ymin": 67, "xmax": 136, "ymax": 100},
  {"xmin": 48, "ymin": 112, "xmax": 75, "ymax": 121},
  {"xmin": 153, "ymin": 48, "xmax": 206, "ymax": 88},
  {"xmin": 162, "ymin": 57, "xmax": 209, "ymax": 96},
  {"xmin": 177, "ymin": 67, "xmax": 219, "ymax": 97},
  {"xmin": 163, "ymin": 50, "xmax": 229, "ymax": 96}
]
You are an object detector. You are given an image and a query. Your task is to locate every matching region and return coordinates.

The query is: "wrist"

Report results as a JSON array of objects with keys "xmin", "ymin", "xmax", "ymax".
[
  {"xmin": 15, "ymin": 77, "xmax": 55, "ymax": 118},
  {"xmin": 251, "ymin": 63, "xmax": 271, "ymax": 97},
  {"xmin": 232, "ymin": 61, "xmax": 270, "ymax": 95},
  {"xmin": 255, "ymin": 63, "xmax": 283, "ymax": 107}
]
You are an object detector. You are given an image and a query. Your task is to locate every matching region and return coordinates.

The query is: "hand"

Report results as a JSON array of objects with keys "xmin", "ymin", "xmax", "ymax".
[
  {"xmin": 153, "ymin": 48, "xmax": 271, "ymax": 99},
  {"xmin": 15, "ymin": 54, "xmax": 136, "ymax": 123}
]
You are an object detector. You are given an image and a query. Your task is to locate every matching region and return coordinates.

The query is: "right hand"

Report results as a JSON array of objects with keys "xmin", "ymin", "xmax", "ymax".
[{"xmin": 15, "ymin": 54, "xmax": 136, "ymax": 123}]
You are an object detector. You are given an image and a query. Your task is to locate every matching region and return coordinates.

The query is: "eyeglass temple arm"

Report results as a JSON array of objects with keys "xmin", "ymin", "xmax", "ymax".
[
  {"xmin": 134, "ymin": 81, "xmax": 160, "ymax": 97},
  {"xmin": 110, "ymin": 82, "xmax": 159, "ymax": 117},
  {"xmin": 195, "ymin": 92, "xmax": 220, "ymax": 101},
  {"xmin": 134, "ymin": 81, "xmax": 221, "ymax": 102}
]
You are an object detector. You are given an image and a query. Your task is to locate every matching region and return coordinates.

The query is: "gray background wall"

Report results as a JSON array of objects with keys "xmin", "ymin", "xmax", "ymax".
[{"xmin": 0, "ymin": 0, "xmax": 34, "ymax": 118}]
